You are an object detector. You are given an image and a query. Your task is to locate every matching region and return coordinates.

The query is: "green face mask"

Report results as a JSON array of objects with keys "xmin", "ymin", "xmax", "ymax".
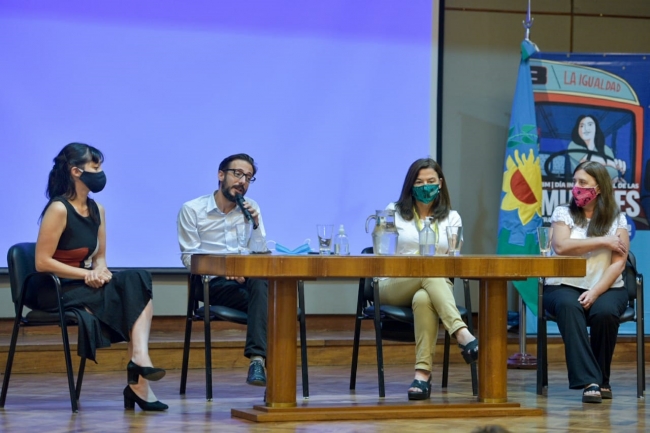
[{"xmin": 412, "ymin": 184, "xmax": 440, "ymax": 204}]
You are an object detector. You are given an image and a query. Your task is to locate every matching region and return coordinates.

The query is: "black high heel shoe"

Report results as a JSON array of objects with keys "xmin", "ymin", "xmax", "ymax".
[
  {"xmin": 407, "ymin": 375, "xmax": 432, "ymax": 400},
  {"xmin": 123, "ymin": 385, "xmax": 168, "ymax": 411},
  {"xmin": 127, "ymin": 361, "xmax": 166, "ymax": 384},
  {"xmin": 458, "ymin": 339, "xmax": 479, "ymax": 364}
]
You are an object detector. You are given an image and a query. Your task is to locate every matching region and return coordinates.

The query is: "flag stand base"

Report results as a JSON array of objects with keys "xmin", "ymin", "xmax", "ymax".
[
  {"xmin": 507, "ymin": 352, "xmax": 537, "ymax": 369},
  {"xmin": 507, "ymin": 295, "xmax": 537, "ymax": 369}
]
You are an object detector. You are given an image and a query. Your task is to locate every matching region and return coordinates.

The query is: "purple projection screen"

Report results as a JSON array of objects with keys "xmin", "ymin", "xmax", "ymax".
[{"xmin": 0, "ymin": 1, "xmax": 437, "ymax": 268}]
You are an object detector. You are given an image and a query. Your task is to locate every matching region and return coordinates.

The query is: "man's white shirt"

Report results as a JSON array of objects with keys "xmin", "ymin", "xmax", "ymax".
[{"xmin": 177, "ymin": 192, "xmax": 266, "ymax": 269}]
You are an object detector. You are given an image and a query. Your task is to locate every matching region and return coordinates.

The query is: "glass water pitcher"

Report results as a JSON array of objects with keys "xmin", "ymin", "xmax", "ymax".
[{"xmin": 365, "ymin": 209, "xmax": 399, "ymax": 255}]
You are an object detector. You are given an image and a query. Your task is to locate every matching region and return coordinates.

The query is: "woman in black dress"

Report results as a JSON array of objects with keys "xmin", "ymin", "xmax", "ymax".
[{"xmin": 35, "ymin": 143, "xmax": 167, "ymax": 411}]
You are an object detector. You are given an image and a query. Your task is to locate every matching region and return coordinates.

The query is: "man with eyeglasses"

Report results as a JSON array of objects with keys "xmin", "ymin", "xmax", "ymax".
[{"xmin": 177, "ymin": 153, "xmax": 269, "ymax": 387}]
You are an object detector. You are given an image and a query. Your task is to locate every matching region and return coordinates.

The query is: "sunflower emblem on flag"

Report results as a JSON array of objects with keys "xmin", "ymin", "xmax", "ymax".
[{"xmin": 501, "ymin": 148, "xmax": 542, "ymax": 226}]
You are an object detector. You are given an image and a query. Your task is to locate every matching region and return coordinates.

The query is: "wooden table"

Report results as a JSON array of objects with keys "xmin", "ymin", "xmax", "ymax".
[{"xmin": 191, "ymin": 254, "xmax": 585, "ymax": 422}]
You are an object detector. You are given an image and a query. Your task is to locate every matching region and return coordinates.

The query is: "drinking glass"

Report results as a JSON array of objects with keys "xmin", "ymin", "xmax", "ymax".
[
  {"xmin": 316, "ymin": 224, "xmax": 334, "ymax": 255},
  {"xmin": 236, "ymin": 222, "xmax": 252, "ymax": 254},
  {"xmin": 537, "ymin": 226, "xmax": 553, "ymax": 256},
  {"xmin": 446, "ymin": 226, "xmax": 463, "ymax": 256},
  {"xmin": 250, "ymin": 237, "xmax": 266, "ymax": 253}
]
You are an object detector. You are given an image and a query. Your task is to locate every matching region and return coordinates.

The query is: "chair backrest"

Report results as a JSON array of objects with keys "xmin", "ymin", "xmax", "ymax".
[
  {"xmin": 7, "ymin": 242, "xmax": 38, "ymax": 306},
  {"xmin": 623, "ymin": 250, "xmax": 640, "ymax": 308}
]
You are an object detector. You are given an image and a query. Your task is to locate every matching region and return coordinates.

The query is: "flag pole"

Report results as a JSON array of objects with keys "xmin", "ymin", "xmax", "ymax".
[
  {"xmin": 508, "ymin": 293, "xmax": 537, "ymax": 369},
  {"xmin": 524, "ymin": 0, "xmax": 533, "ymax": 41},
  {"xmin": 508, "ymin": 0, "xmax": 537, "ymax": 370}
]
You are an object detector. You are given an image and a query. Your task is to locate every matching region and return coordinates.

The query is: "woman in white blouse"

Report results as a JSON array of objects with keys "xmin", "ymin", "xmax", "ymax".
[
  {"xmin": 378, "ymin": 158, "xmax": 478, "ymax": 400},
  {"xmin": 545, "ymin": 161, "xmax": 629, "ymax": 404}
]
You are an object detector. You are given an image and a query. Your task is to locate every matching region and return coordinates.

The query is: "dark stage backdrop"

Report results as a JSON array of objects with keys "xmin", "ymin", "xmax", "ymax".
[{"xmin": 0, "ymin": 0, "xmax": 438, "ymax": 267}]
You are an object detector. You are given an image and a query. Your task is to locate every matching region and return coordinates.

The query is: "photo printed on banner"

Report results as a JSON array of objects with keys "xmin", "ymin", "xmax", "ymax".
[{"xmin": 531, "ymin": 54, "xmax": 650, "ymax": 234}]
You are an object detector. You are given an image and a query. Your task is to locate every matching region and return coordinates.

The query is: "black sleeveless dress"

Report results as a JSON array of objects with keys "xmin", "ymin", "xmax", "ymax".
[{"xmin": 35, "ymin": 197, "xmax": 153, "ymax": 362}]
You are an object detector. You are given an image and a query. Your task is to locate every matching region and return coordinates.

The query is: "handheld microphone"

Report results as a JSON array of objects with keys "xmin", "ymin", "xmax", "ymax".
[{"xmin": 235, "ymin": 193, "xmax": 258, "ymax": 229}]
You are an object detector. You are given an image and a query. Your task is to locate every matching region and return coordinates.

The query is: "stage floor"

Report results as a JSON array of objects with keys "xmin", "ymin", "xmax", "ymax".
[{"xmin": 0, "ymin": 362, "xmax": 646, "ymax": 432}]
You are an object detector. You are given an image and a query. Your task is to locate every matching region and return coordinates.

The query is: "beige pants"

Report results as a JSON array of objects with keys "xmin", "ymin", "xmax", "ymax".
[{"xmin": 378, "ymin": 277, "xmax": 467, "ymax": 372}]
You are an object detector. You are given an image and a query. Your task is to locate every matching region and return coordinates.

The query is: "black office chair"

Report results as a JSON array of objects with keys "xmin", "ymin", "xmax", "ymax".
[
  {"xmin": 179, "ymin": 274, "xmax": 310, "ymax": 400},
  {"xmin": 1, "ymin": 242, "xmax": 86, "ymax": 413},
  {"xmin": 349, "ymin": 247, "xmax": 478, "ymax": 397},
  {"xmin": 536, "ymin": 251, "xmax": 645, "ymax": 398}
]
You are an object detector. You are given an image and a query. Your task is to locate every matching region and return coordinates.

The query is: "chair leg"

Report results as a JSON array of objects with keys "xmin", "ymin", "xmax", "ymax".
[
  {"xmin": 637, "ymin": 321, "xmax": 646, "ymax": 393},
  {"xmin": 298, "ymin": 281, "xmax": 309, "ymax": 399},
  {"xmin": 180, "ymin": 314, "xmax": 193, "ymax": 395},
  {"xmin": 542, "ymin": 328, "xmax": 548, "ymax": 388},
  {"xmin": 636, "ymin": 310, "xmax": 644, "ymax": 398},
  {"xmin": 470, "ymin": 361, "xmax": 478, "ymax": 396},
  {"xmin": 349, "ymin": 315, "xmax": 362, "ymax": 390},
  {"xmin": 442, "ymin": 331, "xmax": 450, "ymax": 389},
  {"xmin": 202, "ymin": 276, "xmax": 213, "ymax": 401},
  {"xmin": 536, "ymin": 278, "xmax": 547, "ymax": 396},
  {"xmin": 0, "ymin": 295, "xmax": 25, "ymax": 407},
  {"xmin": 76, "ymin": 357, "xmax": 86, "ymax": 400},
  {"xmin": 637, "ymin": 321, "xmax": 643, "ymax": 398},
  {"xmin": 180, "ymin": 275, "xmax": 195, "ymax": 395},
  {"xmin": 58, "ymin": 308, "xmax": 78, "ymax": 412},
  {"xmin": 637, "ymin": 277, "xmax": 645, "ymax": 396},
  {"xmin": 372, "ymin": 280, "xmax": 385, "ymax": 398},
  {"xmin": 373, "ymin": 318, "xmax": 386, "ymax": 398},
  {"xmin": 462, "ymin": 280, "xmax": 478, "ymax": 396},
  {"xmin": 536, "ymin": 316, "xmax": 547, "ymax": 396},
  {"xmin": 536, "ymin": 319, "xmax": 543, "ymax": 395}
]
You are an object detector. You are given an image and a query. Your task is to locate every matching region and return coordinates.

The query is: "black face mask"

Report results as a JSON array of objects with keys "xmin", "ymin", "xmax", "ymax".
[{"xmin": 80, "ymin": 170, "xmax": 107, "ymax": 193}]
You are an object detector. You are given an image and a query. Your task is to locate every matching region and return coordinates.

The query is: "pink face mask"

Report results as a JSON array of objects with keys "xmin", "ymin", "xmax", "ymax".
[{"xmin": 572, "ymin": 185, "xmax": 598, "ymax": 207}]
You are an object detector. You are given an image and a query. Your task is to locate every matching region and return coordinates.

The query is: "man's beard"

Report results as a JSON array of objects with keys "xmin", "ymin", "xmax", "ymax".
[{"xmin": 221, "ymin": 182, "xmax": 244, "ymax": 202}]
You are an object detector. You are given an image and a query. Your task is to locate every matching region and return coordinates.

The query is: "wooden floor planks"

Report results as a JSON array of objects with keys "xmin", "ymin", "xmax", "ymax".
[{"xmin": 0, "ymin": 362, "xmax": 646, "ymax": 432}]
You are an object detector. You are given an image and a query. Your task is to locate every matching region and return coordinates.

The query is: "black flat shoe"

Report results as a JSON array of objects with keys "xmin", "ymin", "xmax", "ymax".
[
  {"xmin": 407, "ymin": 376, "xmax": 432, "ymax": 401},
  {"xmin": 123, "ymin": 385, "xmax": 168, "ymax": 411},
  {"xmin": 127, "ymin": 361, "xmax": 166, "ymax": 384},
  {"xmin": 458, "ymin": 339, "xmax": 478, "ymax": 364}
]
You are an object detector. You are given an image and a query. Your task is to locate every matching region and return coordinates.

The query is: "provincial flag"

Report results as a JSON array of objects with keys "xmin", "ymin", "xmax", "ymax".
[{"xmin": 496, "ymin": 39, "xmax": 543, "ymax": 316}]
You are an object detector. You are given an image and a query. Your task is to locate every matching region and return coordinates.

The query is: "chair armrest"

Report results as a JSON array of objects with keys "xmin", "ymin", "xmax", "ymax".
[
  {"xmin": 19, "ymin": 272, "xmax": 63, "ymax": 312},
  {"xmin": 22, "ymin": 272, "xmax": 62, "ymax": 295},
  {"xmin": 24, "ymin": 270, "xmax": 61, "ymax": 282}
]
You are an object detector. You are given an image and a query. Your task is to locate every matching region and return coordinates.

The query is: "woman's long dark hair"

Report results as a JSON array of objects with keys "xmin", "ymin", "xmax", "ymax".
[
  {"xmin": 571, "ymin": 115, "xmax": 609, "ymax": 160},
  {"xmin": 395, "ymin": 158, "xmax": 451, "ymax": 222},
  {"xmin": 569, "ymin": 161, "xmax": 619, "ymax": 236},
  {"xmin": 40, "ymin": 143, "xmax": 104, "ymax": 223}
]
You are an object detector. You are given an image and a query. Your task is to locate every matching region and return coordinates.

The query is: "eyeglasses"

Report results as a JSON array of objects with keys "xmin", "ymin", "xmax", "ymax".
[{"xmin": 224, "ymin": 168, "xmax": 256, "ymax": 183}]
